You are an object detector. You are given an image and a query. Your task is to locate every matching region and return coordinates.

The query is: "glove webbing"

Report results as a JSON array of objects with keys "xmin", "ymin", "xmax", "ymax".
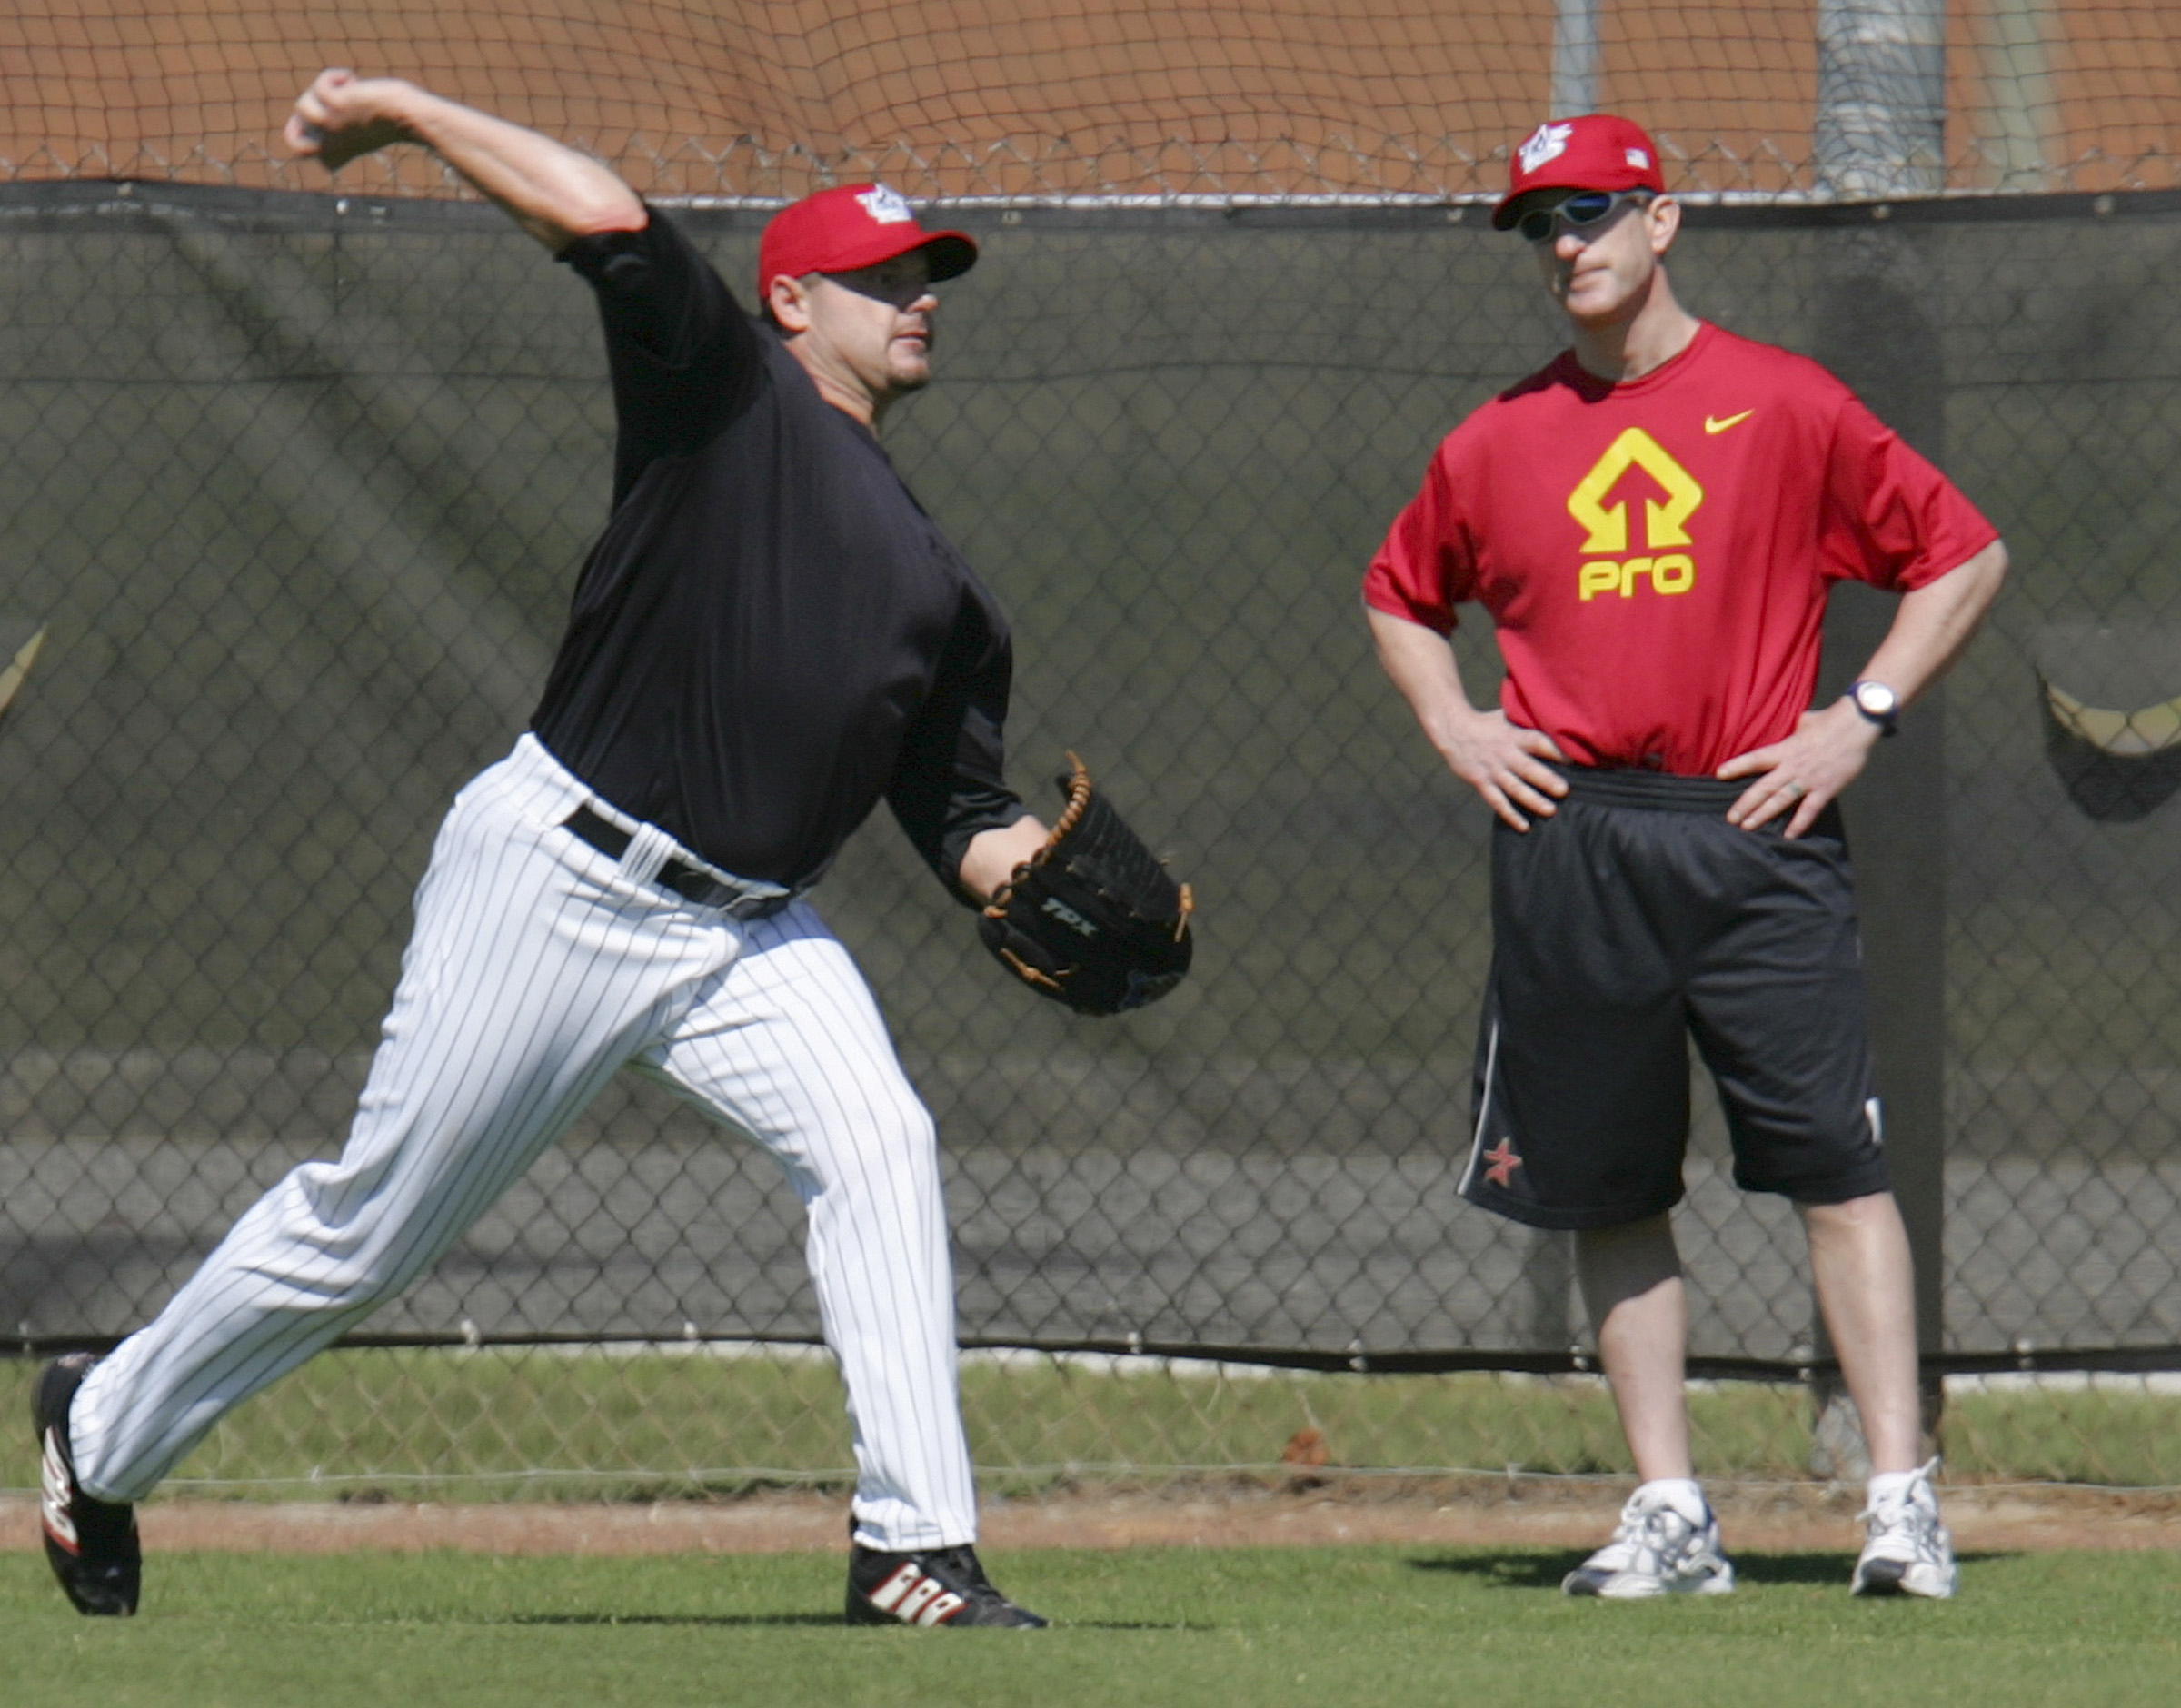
[{"xmin": 1026, "ymin": 755, "xmax": 1190, "ymax": 933}]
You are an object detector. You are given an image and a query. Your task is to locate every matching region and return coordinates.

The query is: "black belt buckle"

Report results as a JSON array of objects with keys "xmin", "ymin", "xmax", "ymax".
[{"xmin": 562, "ymin": 806, "xmax": 787, "ymax": 919}]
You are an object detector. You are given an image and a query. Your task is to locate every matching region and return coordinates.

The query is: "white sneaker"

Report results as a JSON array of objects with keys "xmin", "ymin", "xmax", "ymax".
[
  {"xmin": 1562, "ymin": 1483, "xmax": 1736, "ymax": 1598},
  {"xmin": 1852, "ymin": 1457, "xmax": 1957, "ymax": 1599}
]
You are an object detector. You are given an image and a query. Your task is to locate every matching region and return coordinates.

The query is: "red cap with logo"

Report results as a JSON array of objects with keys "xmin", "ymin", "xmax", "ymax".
[
  {"xmin": 757, "ymin": 184, "xmax": 978, "ymax": 303},
  {"xmin": 1491, "ymin": 115, "xmax": 1667, "ymax": 229}
]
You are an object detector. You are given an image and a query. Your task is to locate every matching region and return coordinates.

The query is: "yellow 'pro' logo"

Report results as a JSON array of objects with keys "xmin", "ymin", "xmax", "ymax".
[{"xmin": 1567, "ymin": 429, "xmax": 1705, "ymax": 601}]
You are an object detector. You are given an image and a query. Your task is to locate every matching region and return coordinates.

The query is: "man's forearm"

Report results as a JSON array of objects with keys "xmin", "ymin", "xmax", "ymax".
[
  {"xmin": 1855, "ymin": 539, "xmax": 2009, "ymax": 706},
  {"xmin": 290, "ymin": 72, "xmax": 643, "ymax": 252},
  {"xmin": 1368, "ymin": 606, "xmax": 1480, "ymax": 753}
]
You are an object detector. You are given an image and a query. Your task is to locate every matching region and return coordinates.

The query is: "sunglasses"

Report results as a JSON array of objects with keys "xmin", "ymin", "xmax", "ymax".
[{"xmin": 1517, "ymin": 189, "xmax": 1653, "ymax": 243}]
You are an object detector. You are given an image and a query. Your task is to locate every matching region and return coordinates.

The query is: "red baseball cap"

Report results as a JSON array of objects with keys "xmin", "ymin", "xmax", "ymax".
[
  {"xmin": 1491, "ymin": 115, "xmax": 1667, "ymax": 229},
  {"xmin": 757, "ymin": 184, "xmax": 977, "ymax": 302}
]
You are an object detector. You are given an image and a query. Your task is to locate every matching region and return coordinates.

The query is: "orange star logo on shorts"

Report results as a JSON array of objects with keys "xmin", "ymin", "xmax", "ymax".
[{"xmin": 1483, "ymin": 1138, "xmax": 1523, "ymax": 1187}]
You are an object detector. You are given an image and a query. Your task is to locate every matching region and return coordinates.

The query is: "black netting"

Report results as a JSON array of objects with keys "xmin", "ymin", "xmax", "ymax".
[
  {"xmin": 2, "ymin": 183, "xmax": 2177, "ymax": 1383},
  {"xmin": 4, "ymin": 4, "xmax": 2179, "ymax": 197}
]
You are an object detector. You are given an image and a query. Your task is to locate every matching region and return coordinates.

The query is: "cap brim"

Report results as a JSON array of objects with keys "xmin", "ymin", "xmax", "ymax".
[
  {"xmin": 1490, "ymin": 189, "xmax": 1543, "ymax": 231},
  {"xmin": 816, "ymin": 226, "xmax": 979, "ymax": 282},
  {"xmin": 1495, "ymin": 184, "xmax": 1597, "ymax": 230},
  {"xmin": 920, "ymin": 231, "xmax": 977, "ymax": 282}
]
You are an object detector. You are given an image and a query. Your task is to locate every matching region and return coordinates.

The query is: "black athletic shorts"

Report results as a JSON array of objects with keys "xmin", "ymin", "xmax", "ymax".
[{"xmin": 1460, "ymin": 766, "xmax": 1890, "ymax": 1231}]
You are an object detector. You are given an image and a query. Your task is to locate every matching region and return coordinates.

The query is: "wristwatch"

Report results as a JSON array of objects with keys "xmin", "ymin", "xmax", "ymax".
[{"xmin": 1847, "ymin": 679, "xmax": 1900, "ymax": 737}]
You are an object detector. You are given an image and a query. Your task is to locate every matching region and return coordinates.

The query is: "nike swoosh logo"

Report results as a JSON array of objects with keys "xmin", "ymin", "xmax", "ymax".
[{"xmin": 1705, "ymin": 410, "xmax": 1754, "ymax": 434}]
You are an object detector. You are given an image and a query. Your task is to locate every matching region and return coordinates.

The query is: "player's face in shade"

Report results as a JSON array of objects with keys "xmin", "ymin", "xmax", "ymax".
[
  {"xmin": 1531, "ymin": 193, "xmax": 1678, "ymax": 331},
  {"xmin": 805, "ymin": 252, "xmax": 940, "ymax": 401}
]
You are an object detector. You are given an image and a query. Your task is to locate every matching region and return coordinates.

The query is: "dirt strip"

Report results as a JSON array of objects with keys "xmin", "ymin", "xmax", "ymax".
[{"xmin": 6, "ymin": 1480, "xmax": 2179, "ymax": 1557}]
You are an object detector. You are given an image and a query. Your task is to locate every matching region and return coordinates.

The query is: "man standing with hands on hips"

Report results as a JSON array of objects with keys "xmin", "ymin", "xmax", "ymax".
[
  {"xmin": 1365, "ymin": 115, "xmax": 2005, "ymax": 1600},
  {"xmin": 34, "ymin": 68, "xmax": 1065, "ymax": 1627}
]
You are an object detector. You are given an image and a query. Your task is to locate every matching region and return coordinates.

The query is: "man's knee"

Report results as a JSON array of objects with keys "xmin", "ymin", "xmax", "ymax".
[
  {"xmin": 1799, "ymin": 1188, "xmax": 1897, "ymax": 1223},
  {"xmin": 1799, "ymin": 1190, "xmax": 1910, "ymax": 1251},
  {"xmin": 796, "ymin": 1089, "xmax": 940, "ymax": 1202},
  {"xmin": 869, "ymin": 1094, "xmax": 941, "ymax": 1175}
]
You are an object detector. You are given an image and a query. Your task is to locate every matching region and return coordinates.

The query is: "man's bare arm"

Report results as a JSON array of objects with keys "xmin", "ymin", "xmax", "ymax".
[
  {"xmin": 1849, "ymin": 537, "xmax": 2011, "ymax": 705},
  {"xmin": 1367, "ymin": 606, "xmax": 1569, "ymax": 831},
  {"xmin": 1720, "ymin": 538, "xmax": 2009, "ymax": 834},
  {"xmin": 285, "ymin": 69, "xmax": 644, "ymax": 252}
]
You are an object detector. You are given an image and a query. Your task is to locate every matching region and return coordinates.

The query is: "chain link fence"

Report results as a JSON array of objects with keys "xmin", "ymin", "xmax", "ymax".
[{"xmin": 1, "ymin": 171, "xmax": 2176, "ymax": 1494}]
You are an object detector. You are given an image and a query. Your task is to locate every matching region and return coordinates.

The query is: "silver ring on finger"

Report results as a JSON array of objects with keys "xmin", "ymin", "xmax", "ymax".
[{"xmin": 1782, "ymin": 780, "xmax": 1806, "ymax": 800}]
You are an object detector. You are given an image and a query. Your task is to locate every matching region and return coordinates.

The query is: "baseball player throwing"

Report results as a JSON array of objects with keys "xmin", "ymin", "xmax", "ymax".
[
  {"xmin": 1366, "ymin": 114, "xmax": 2006, "ymax": 1599},
  {"xmin": 35, "ymin": 69, "xmax": 1060, "ymax": 1625}
]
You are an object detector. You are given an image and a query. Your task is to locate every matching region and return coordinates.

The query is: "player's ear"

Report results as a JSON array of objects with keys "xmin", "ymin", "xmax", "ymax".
[
  {"xmin": 1647, "ymin": 194, "xmax": 1681, "ymax": 256},
  {"xmin": 769, "ymin": 272, "xmax": 817, "ymax": 334}
]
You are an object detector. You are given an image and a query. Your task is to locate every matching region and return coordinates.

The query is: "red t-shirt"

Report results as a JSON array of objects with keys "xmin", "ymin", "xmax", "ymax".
[{"xmin": 1363, "ymin": 322, "xmax": 1998, "ymax": 775}]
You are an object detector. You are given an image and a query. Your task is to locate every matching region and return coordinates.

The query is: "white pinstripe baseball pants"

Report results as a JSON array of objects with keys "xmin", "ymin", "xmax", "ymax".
[{"xmin": 69, "ymin": 734, "xmax": 980, "ymax": 1551}]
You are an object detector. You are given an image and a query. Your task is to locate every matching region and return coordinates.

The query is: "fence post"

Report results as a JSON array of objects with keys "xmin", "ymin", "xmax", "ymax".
[
  {"xmin": 1551, "ymin": 0, "xmax": 1602, "ymax": 114},
  {"xmin": 1808, "ymin": 0, "xmax": 1950, "ymax": 1475},
  {"xmin": 1533, "ymin": 0, "xmax": 1600, "ymax": 1388},
  {"xmin": 1974, "ymin": 2, "xmax": 2060, "ymax": 188}
]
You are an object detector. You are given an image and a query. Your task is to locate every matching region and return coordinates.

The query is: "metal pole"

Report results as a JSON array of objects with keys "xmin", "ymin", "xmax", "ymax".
[
  {"xmin": 1816, "ymin": 0, "xmax": 1947, "ymax": 197},
  {"xmin": 1551, "ymin": 0, "xmax": 1602, "ymax": 115},
  {"xmin": 1518, "ymin": 4, "xmax": 1606, "ymax": 1375},
  {"xmin": 1976, "ymin": 1, "xmax": 2060, "ymax": 189},
  {"xmin": 1809, "ymin": 0, "xmax": 1949, "ymax": 1477}
]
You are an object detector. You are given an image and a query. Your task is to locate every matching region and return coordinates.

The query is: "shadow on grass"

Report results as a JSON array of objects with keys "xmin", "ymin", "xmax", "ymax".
[
  {"xmin": 1407, "ymin": 1552, "xmax": 1576, "ymax": 1590},
  {"xmin": 509, "ymin": 1613, "xmax": 843, "ymax": 1627},
  {"xmin": 1720, "ymin": 1550, "xmax": 2014, "ymax": 1586},
  {"xmin": 1407, "ymin": 1551, "xmax": 1863, "ymax": 1590},
  {"xmin": 1407, "ymin": 1549, "xmax": 2017, "ymax": 1592},
  {"xmin": 1044, "ymin": 1622, "xmax": 1206, "ymax": 1633},
  {"xmin": 1718, "ymin": 1553, "xmax": 1861, "ymax": 1586},
  {"xmin": 505, "ymin": 1613, "xmax": 1202, "ymax": 1632}
]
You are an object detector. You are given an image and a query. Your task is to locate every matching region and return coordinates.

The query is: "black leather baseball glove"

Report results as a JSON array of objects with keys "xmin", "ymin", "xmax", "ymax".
[{"xmin": 978, "ymin": 755, "xmax": 1194, "ymax": 1016}]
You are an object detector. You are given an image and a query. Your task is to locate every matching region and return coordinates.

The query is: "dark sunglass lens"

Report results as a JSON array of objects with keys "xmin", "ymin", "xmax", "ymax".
[{"xmin": 1518, "ymin": 190, "xmax": 1624, "ymax": 242}]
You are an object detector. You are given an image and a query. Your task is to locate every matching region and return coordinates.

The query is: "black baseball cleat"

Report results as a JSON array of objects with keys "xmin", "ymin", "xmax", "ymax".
[
  {"xmin": 845, "ymin": 1540, "xmax": 1048, "ymax": 1628},
  {"xmin": 33, "ymin": 1354, "xmax": 141, "ymax": 1616}
]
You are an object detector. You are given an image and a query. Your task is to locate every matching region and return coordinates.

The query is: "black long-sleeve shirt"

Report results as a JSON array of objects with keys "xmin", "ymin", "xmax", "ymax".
[{"xmin": 530, "ymin": 208, "xmax": 1025, "ymax": 895}]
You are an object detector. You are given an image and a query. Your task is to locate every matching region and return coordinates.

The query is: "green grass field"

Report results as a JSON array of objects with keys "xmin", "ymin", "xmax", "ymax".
[
  {"xmin": 6, "ymin": 1544, "xmax": 2177, "ymax": 1708},
  {"xmin": 7, "ymin": 1351, "xmax": 2181, "ymax": 1499}
]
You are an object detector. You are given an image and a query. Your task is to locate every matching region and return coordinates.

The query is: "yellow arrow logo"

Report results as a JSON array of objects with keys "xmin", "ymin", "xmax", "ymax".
[{"xmin": 1566, "ymin": 428, "xmax": 1705, "ymax": 554}]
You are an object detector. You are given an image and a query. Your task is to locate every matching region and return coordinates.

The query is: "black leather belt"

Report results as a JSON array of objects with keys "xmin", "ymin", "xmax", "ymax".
[{"xmin": 561, "ymin": 806, "xmax": 790, "ymax": 919}]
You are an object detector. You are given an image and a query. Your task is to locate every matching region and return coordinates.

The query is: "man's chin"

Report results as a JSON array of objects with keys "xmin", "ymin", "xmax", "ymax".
[{"xmin": 1562, "ymin": 291, "xmax": 1628, "ymax": 328}]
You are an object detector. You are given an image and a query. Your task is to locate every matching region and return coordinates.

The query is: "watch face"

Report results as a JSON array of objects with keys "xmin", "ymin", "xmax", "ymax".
[{"xmin": 1854, "ymin": 680, "xmax": 1899, "ymax": 720}]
